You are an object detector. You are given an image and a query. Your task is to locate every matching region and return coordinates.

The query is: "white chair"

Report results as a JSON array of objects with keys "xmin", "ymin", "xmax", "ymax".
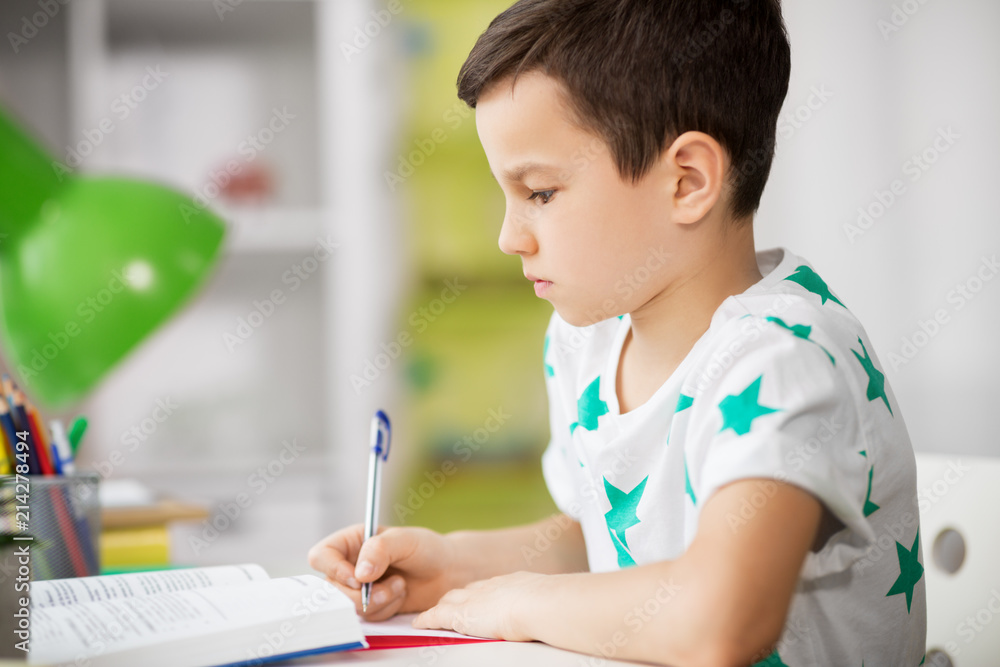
[{"xmin": 916, "ymin": 453, "xmax": 1000, "ymax": 667}]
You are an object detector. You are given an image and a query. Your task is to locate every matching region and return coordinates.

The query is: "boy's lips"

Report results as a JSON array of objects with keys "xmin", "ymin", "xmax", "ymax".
[{"xmin": 526, "ymin": 273, "xmax": 553, "ymax": 297}]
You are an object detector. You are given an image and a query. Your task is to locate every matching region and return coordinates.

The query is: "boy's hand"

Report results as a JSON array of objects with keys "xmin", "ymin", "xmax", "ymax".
[
  {"xmin": 307, "ymin": 524, "xmax": 462, "ymax": 621},
  {"xmin": 412, "ymin": 571, "xmax": 543, "ymax": 641}
]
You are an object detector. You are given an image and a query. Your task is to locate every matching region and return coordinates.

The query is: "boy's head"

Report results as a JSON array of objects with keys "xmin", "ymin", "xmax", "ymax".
[
  {"xmin": 458, "ymin": 0, "xmax": 791, "ymax": 325},
  {"xmin": 459, "ymin": 0, "xmax": 791, "ymax": 222}
]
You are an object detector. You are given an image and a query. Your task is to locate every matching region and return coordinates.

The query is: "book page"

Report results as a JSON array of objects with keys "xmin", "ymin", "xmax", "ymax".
[
  {"xmin": 361, "ymin": 613, "xmax": 494, "ymax": 640},
  {"xmin": 31, "ymin": 564, "xmax": 269, "ymax": 608},
  {"xmin": 29, "ymin": 575, "xmax": 361, "ymax": 666}
]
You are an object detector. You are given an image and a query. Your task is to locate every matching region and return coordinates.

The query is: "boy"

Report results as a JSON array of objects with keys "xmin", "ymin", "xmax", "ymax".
[{"xmin": 309, "ymin": 1, "xmax": 927, "ymax": 664}]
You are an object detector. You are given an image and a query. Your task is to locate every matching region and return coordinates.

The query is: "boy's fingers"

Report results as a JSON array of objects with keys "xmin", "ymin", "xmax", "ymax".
[
  {"xmin": 338, "ymin": 564, "xmax": 361, "ymax": 589},
  {"xmin": 355, "ymin": 528, "xmax": 417, "ymax": 583},
  {"xmin": 361, "ymin": 576, "xmax": 407, "ymax": 622},
  {"xmin": 307, "ymin": 524, "xmax": 366, "ymax": 580}
]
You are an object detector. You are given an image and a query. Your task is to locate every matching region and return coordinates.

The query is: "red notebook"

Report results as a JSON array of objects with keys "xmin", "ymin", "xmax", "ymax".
[
  {"xmin": 359, "ymin": 614, "xmax": 500, "ymax": 651},
  {"xmin": 363, "ymin": 635, "xmax": 500, "ymax": 650}
]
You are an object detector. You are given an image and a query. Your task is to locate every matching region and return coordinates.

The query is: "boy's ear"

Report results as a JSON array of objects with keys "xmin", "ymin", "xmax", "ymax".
[{"xmin": 662, "ymin": 131, "xmax": 728, "ymax": 225}]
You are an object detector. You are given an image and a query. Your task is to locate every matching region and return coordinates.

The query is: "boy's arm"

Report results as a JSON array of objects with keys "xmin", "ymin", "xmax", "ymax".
[
  {"xmin": 447, "ymin": 513, "xmax": 589, "ymax": 580},
  {"xmin": 416, "ymin": 478, "xmax": 821, "ymax": 667}
]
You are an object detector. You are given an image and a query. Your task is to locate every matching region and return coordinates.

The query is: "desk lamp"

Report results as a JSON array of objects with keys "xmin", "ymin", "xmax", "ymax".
[{"xmin": 0, "ymin": 108, "xmax": 225, "ymax": 407}]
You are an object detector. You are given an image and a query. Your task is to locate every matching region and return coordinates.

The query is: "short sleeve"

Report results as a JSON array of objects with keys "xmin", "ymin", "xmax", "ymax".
[
  {"xmin": 683, "ymin": 318, "xmax": 876, "ymax": 580},
  {"xmin": 540, "ymin": 313, "xmax": 583, "ymax": 521}
]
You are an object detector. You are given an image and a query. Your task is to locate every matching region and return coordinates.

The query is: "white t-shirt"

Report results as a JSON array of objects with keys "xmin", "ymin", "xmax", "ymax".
[{"xmin": 541, "ymin": 248, "xmax": 926, "ymax": 665}]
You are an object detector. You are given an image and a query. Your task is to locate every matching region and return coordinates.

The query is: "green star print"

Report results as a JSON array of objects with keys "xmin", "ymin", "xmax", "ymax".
[
  {"xmin": 886, "ymin": 529, "xmax": 923, "ymax": 613},
  {"xmin": 684, "ymin": 458, "xmax": 696, "ymax": 505},
  {"xmin": 718, "ymin": 375, "xmax": 780, "ymax": 436},
  {"xmin": 851, "ymin": 337, "xmax": 892, "ymax": 415},
  {"xmin": 751, "ymin": 651, "xmax": 790, "ymax": 667},
  {"xmin": 784, "ymin": 265, "xmax": 845, "ymax": 307},
  {"xmin": 859, "ymin": 451, "xmax": 880, "ymax": 517},
  {"xmin": 676, "ymin": 393, "xmax": 694, "ymax": 412},
  {"xmin": 604, "ymin": 476, "xmax": 647, "ymax": 568},
  {"xmin": 543, "ymin": 335, "xmax": 554, "ymax": 377},
  {"xmin": 570, "ymin": 377, "xmax": 609, "ymax": 434},
  {"xmin": 864, "ymin": 466, "xmax": 881, "ymax": 517},
  {"xmin": 765, "ymin": 316, "xmax": 836, "ymax": 365}
]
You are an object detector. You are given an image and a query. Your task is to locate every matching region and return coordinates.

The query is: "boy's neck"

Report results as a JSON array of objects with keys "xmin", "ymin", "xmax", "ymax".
[{"xmin": 616, "ymin": 224, "xmax": 761, "ymax": 413}]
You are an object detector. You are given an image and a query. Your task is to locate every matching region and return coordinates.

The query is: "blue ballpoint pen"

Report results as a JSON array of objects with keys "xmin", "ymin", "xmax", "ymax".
[{"xmin": 361, "ymin": 410, "xmax": 391, "ymax": 613}]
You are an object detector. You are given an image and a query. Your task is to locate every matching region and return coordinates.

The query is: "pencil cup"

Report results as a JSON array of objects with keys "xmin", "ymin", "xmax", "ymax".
[{"xmin": 0, "ymin": 473, "xmax": 101, "ymax": 582}]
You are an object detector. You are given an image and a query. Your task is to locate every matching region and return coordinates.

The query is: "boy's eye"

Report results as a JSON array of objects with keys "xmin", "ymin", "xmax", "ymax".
[{"xmin": 527, "ymin": 189, "xmax": 555, "ymax": 204}]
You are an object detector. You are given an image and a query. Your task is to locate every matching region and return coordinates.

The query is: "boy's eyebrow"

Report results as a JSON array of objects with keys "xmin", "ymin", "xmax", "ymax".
[{"xmin": 492, "ymin": 162, "xmax": 559, "ymax": 183}]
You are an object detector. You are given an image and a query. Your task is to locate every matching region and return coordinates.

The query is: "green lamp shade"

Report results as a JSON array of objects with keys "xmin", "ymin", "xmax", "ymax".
[{"xmin": 0, "ymin": 108, "xmax": 226, "ymax": 408}]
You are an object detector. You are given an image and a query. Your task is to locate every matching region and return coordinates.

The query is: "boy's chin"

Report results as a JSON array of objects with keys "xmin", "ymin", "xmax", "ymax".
[{"xmin": 555, "ymin": 304, "xmax": 624, "ymax": 328}]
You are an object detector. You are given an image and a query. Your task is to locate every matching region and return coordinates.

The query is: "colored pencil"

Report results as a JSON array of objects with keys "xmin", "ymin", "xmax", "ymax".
[
  {"xmin": 27, "ymin": 405, "xmax": 58, "ymax": 475},
  {"xmin": 67, "ymin": 416, "xmax": 88, "ymax": 454},
  {"xmin": 0, "ymin": 401, "xmax": 29, "ymax": 475},
  {"xmin": 12, "ymin": 388, "xmax": 51, "ymax": 475},
  {"xmin": 49, "ymin": 420, "xmax": 76, "ymax": 475},
  {"xmin": 0, "ymin": 430, "xmax": 10, "ymax": 475},
  {"xmin": 0, "ymin": 403, "xmax": 14, "ymax": 475}
]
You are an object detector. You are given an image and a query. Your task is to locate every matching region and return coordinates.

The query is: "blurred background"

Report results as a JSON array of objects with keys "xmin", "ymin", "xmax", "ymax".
[{"xmin": 0, "ymin": 0, "xmax": 996, "ymax": 582}]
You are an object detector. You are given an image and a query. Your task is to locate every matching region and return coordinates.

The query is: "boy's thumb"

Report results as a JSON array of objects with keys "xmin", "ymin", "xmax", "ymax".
[
  {"xmin": 355, "ymin": 534, "xmax": 392, "ymax": 582},
  {"xmin": 354, "ymin": 558, "xmax": 376, "ymax": 580},
  {"xmin": 355, "ymin": 528, "xmax": 413, "ymax": 583}
]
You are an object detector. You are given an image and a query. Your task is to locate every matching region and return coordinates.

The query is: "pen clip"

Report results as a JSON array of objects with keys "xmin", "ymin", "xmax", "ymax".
[{"xmin": 371, "ymin": 410, "xmax": 391, "ymax": 461}]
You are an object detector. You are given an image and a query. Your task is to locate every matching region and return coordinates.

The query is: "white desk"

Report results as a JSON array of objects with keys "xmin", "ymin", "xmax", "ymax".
[{"xmin": 283, "ymin": 642, "xmax": 648, "ymax": 667}]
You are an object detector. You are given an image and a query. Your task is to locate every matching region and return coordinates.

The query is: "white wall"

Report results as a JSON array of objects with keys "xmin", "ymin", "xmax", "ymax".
[{"xmin": 758, "ymin": 0, "xmax": 1000, "ymax": 456}]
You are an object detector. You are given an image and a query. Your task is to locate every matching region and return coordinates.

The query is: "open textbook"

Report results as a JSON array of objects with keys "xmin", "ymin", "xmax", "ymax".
[{"xmin": 28, "ymin": 564, "xmax": 366, "ymax": 667}]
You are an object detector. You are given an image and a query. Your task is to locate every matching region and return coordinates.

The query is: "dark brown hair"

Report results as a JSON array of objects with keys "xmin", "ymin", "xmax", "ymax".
[{"xmin": 457, "ymin": 0, "xmax": 791, "ymax": 221}]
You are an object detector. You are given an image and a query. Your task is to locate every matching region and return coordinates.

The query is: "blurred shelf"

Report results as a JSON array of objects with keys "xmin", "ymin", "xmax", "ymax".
[
  {"xmin": 218, "ymin": 206, "xmax": 328, "ymax": 254},
  {"xmin": 69, "ymin": 0, "xmax": 321, "ymax": 210}
]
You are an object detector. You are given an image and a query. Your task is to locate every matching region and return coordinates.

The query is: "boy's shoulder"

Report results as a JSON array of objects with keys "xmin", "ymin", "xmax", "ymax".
[
  {"xmin": 710, "ymin": 248, "xmax": 875, "ymax": 374},
  {"xmin": 683, "ymin": 249, "xmax": 902, "ymax": 431}
]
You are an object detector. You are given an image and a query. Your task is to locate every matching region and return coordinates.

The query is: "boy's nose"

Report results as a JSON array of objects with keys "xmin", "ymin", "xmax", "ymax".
[{"xmin": 498, "ymin": 209, "xmax": 538, "ymax": 256}]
